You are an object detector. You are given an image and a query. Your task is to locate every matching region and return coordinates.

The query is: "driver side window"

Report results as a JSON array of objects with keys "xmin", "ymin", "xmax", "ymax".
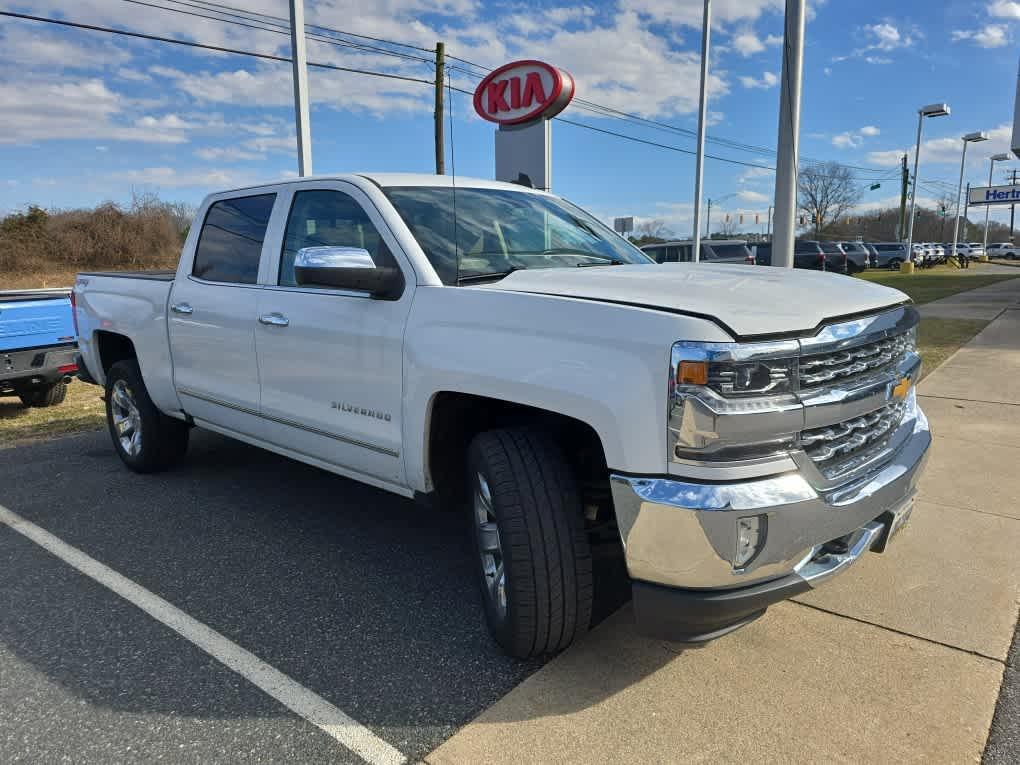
[{"xmin": 279, "ymin": 189, "xmax": 396, "ymax": 288}]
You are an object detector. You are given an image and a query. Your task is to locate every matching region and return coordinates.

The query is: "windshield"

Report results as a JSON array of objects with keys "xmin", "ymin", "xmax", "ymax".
[
  {"xmin": 704, "ymin": 244, "xmax": 751, "ymax": 260},
  {"xmin": 383, "ymin": 186, "xmax": 653, "ymax": 284}
]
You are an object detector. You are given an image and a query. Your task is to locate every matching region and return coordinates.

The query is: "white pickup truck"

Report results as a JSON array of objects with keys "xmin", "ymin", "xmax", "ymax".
[{"xmin": 74, "ymin": 174, "xmax": 930, "ymax": 657}]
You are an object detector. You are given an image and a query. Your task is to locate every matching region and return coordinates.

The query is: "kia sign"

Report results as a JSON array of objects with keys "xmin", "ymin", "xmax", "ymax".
[
  {"xmin": 968, "ymin": 184, "xmax": 1020, "ymax": 206},
  {"xmin": 473, "ymin": 60, "xmax": 575, "ymax": 125}
]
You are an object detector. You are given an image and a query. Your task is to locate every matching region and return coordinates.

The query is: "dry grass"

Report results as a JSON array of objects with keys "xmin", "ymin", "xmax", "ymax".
[
  {"xmin": 916, "ymin": 317, "xmax": 989, "ymax": 378},
  {"xmin": 0, "ymin": 382, "xmax": 106, "ymax": 446},
  {"xmin": 0, "ymin": 194, "xmax": 188, "ymax": 289},
  {"xmin": 857, "ymin": 266, "xmax": 1018, "ymax": 304}
]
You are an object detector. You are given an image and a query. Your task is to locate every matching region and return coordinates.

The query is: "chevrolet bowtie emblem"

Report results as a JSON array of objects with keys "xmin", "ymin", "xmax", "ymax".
[{"xmin": 891, "ymin": 377, "xmax": 912, "ymax": 401}]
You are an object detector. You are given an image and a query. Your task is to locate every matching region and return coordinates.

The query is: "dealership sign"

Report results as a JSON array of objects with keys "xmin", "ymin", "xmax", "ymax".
[
  {"xmin": 473, "ymin": 60, "xmax": 575, "ymax": 125},
  {"xmin": 968, "ymin": 184, "xmax": 1020, "ymax": 206}
]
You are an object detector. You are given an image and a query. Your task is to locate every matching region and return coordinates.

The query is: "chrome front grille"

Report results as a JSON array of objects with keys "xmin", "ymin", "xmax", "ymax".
[
  {"xmin": 799, "ymin": 333, "xmax": 910, "ymax": 389},
  {"xmin": 801, "ymin": 399, "xmax": 907, "ymax": 478}
]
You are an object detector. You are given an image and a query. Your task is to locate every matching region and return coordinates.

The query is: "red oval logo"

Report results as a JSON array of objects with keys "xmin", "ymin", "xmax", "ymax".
[{"xmin": 472, "ymin": 60, "xmax": 575, "ymax": 125}]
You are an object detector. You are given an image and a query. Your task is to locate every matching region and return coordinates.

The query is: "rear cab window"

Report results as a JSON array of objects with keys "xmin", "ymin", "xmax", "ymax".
[{"xmin": 192, "ymin": 194, "xmax": 277, "ymax": 284}]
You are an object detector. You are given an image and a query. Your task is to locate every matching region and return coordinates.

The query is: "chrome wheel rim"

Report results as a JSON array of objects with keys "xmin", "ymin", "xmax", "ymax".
[
  {"xmin": 110, "ymin": 379, "xmax": 142, "ymax": 457},
  {"xmin": 473, "ymin": 472, "xmax": 506, "ymax": 619}
]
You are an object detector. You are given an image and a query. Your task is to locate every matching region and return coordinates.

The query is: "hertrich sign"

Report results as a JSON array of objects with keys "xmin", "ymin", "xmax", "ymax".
[{"xmin": 473, "ymin": 60, "xmax": 575, "ymax": 125}]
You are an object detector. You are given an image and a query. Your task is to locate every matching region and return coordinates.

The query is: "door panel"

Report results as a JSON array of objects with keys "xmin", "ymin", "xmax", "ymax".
[
  {"xmin": 255, "ymin": 185, "xmax": 412, "ymax": 484},
  {"xmin": 168, "ymin": 193, "xmax": 276, "ymax": 437}
]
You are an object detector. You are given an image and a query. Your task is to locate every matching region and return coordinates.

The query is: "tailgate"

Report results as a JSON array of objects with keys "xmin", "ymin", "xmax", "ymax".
[{"xmin": 0, "ymin": 295, "xmax": 75, "ymax": 353}]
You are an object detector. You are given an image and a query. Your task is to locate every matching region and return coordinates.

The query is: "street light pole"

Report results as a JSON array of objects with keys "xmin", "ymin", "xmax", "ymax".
[
  {"xmin": 950, "ymin": 132, "xmax": 988, "ymax": 262},
  {"xmin": 289, "ymin": 0, "xmax": 312, "ymax": 176},
  {"xmin": 691, "ymin": 0, "xmax": 712, "ymax": 264},
  {"xmin": 984, "ymin": 153, "xmax": 1011, "ymax": 251},
  {"xmin": 771, "ymin": 0, "xmax": 806, "ymax": 269},
  {"xmin": 906, "ymin": 104, "xmax": 950, "ymax": 258}
]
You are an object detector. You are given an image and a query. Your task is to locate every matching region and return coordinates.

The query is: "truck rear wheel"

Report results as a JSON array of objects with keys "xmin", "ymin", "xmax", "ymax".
[
  {"xmin": 467, "ymin": 428, "xmax": 593, "ymax": 658},
  {"xmin": 18, "ymin": 381, "xmax": 67, "ymax": 408},
  {"xmin": 105, "ymin": 360, "xmax": 189, "ymax": 473}
]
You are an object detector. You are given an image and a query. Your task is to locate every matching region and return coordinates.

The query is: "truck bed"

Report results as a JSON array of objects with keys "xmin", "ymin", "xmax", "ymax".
[
  {"xmin": 0, "ymin": 288, "xmax": 71, "ymax": 303},
  {"xmin": 0, "ymin": 289, "xmax": 75, "ymax": 354},
  {"xmin": 78, "ymin": 270, "xmax": 176, "ymax": 281}
]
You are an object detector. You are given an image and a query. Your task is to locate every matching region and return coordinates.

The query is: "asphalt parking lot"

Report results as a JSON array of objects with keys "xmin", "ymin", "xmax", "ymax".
[{"xmin": 0, "ymin": 428, "xmax": 627, "ymax": 763}]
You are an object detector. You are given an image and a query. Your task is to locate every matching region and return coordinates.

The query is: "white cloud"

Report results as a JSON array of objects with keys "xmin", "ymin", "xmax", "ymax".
[
  {"xmin": 135, "ymin": 114, "xmax": 199, "ymax": 130},
  {"xmin": 864, "ymin": 55, "xmax": 893, "ymax": 64},
  {"xmin": 0, "ymin": 78, "xmax": 188, "ymax": 145},
  {"xmin": 740, "ymin": 164, "xmax": 775, "ymax": 184},
  {"xmin": 866, "ymin": 124, "xmax": 1014, "ymax": 168},
  {"xmin": 823, "ymin": 66, "xmax": 832, "ymax": 75},
  {"xmin": 732, "ymin": 30, "xmax": 766, "ymax": 56},
  {"xmin": 832, "ymin": 125, "xmax": 881, "ymax": 149},
  {"xmin": 194, "ymin": 146, "xmax": 264, "ymax": 162},
  {"xmin": 952, "ymin": 25, "xmax": 1009, "ymax": 48},
  {"xmin": 863, "ymin": 22, "xmax": 914, "ymax": 50},
  {"xmin": 738, "ymin": 189, "xmax": 770, "ymax": 203},
  {"xmin": 989, "ymin": 1, "xmax": 1020, "ymax": 19},
  {"xmin": 106, "ymin": 166, "xmax": 261, "ymax": 189},
  {"xmin": 625, "ymin": 0, "xmax": 784, "ymax": 29},
  {"xmin": 739, "ymin": 71, "xmax": 778, "ymax": 89}
]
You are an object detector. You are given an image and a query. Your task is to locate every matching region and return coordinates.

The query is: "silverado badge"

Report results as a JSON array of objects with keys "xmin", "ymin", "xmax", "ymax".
[{"xmin": 890, "ymin": 376, "xmax": 912, "ymax": 402}]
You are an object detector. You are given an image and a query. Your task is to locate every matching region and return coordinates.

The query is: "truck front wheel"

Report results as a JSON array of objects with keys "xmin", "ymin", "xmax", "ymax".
[
  {"xmin": 467, "ymin": 428, "xmax": 593, "ymax": 658},
  {"xmin": 18, "ymin": 381, "xmax": 67, "ymax": 408},
  {"xmin": 105, "ymin": 360, "xmax": 189, "ymax": 473}
]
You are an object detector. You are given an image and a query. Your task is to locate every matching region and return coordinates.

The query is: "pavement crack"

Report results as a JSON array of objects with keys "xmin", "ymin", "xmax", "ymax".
[{"xmin": 789, "ymin": 600, "xmax": 1007, "ymax": 665}]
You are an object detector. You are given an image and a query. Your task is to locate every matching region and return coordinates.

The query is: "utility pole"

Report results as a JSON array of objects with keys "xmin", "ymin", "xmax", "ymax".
[
  {"xmin": 1012, "ymin": 168, "xmax": 1018, "ymax": 238},
  {"xmin": 289, "ymin": 0, "xmax": 312, "ymax": 176},
  {"xmin": 963, "ymin": 183, "xmax": 970, "ymax": 240},
  {"xmin": 898, "ymin": 153, "xmax": 908, "ymax": 240},
  {"xmin": 434, "ymin": 42, "xmax": 445, "ymax": 175},
  {"xmin": 771, "ymin": 0, "xmax": 806, "ymax": 268},
  {"xmin": 705, "ymin": 198, "xmax": 712, "ymax": 237},
  {"xmin": 767, "ymin": 205, "xmax": 773, "ymax": 241},
  {"xmin": 690, "ymin": 0, "xmax": 712, "ymax": 263}
]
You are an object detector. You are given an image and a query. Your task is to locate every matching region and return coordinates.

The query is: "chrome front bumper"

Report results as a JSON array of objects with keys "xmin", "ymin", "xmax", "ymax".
[{"xmin": 610, "ymin": 404, "xmax": 930, "ymax": 593}]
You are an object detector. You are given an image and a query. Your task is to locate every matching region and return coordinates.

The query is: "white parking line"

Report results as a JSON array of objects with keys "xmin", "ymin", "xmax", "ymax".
[{"xmin": 0, "ymin": 503, "xmax": 406, "ymax": 765}]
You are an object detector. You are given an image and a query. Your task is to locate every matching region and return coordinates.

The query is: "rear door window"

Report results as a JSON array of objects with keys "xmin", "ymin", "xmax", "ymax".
[{"xmin": 192, "ymin": 194, "xmax": 276, "ymax": 284}]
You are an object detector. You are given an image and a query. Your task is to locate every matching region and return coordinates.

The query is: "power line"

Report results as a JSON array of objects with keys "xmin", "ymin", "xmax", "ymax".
[
  {"xmin": 0, "ymin": 11, "xmax": 435, "ymax": 85},
  {"xmin": 116, "ymin": 0, "xmax": 435, "ymax": 64}
]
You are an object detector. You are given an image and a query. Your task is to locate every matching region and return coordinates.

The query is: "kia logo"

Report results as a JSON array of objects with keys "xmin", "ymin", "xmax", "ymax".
[{"xmin": 473, "ymin": 60, "xmax": 575, "ymax": 126}]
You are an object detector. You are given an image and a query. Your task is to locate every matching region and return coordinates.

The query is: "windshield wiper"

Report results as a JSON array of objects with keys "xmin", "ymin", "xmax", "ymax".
[
  {"xmin": 576, "ymin": 259, "xmax": 625, "ymax": 267},
  {"xmin": 457, "ymin": 268, "xmax": 519, "ymax": 285}
]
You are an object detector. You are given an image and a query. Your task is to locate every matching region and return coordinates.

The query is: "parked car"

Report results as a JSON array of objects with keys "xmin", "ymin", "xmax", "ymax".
[
  {"xmin": 871, "ymin": 242, "xmax": 909, "ymax": 269},
  {"xmin": 0, "ymin": 288, "xmax": 78, "ymax": 407},
  {"xmin": 818, "ymin": 240, "xmax": 849, "ymax": 273},
  {"xmin": 863, "ymin": 242, "xmax": 881, "ymax": 268},
  {"xmin": 74, "ymin": 173, "xmax": 930, "ymax": 657},
  {"xmin": 837, "ymin": 241, "xmax": 871, "ymax": 274},
  {"xmin": 641, "ymin": 239, "xmax": 755, "ymax": 265},
  {"xmin": 750, "ymin": 240, "xmax": 828, "ymax": 270},
  {"xmin": 987, "ymin": 242, "xmax": 1018, "ymax": 259},
  {"xmin": 947, "ymin": 242, "xmax": 981, "ymax": 262}
]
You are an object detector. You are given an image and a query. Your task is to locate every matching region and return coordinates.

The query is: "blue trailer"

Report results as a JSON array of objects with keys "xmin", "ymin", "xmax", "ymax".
[{"xmin": 0, "ymin": 289, "xmax": 77, "ymax": 407}]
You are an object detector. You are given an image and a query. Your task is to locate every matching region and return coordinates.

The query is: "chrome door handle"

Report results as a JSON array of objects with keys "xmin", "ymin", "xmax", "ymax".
[
  {"xmin": 258, "ymin": 313, "xmax": 289, "ymax": 327},
  {"xmin": 170, "ymin": 302, "xmax": 193, "ymax": 315}
]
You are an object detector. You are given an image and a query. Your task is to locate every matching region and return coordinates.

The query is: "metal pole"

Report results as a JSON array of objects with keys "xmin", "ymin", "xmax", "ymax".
[
  {"xmin": 434, "ymin": 42, "xmax": 445, "ymax": 175},
  {"xmin": 771, "ymin": 0, "xmax": 806, "ymax": 268},
  {"xmin": 767, "ymin": 205, "xmax": 773, "ymax": 240},
  {"xmin": 690, "ymin": 0, "xmax": 712, "ymax": 263},
  {"xmin": 1012, "ymin": 169, "xmax": 1018, "ymax": 238},
  {"xmin": 963, "ymin": 183, "xmax": 970, "ymax": 241},
  {"xmin": 705, "ymin": 199, "xmax": 711, "ymax": 237},
  {"xmin": 905, "ymin": 112, "xmax": 924, "ymax": 258},
  {"xmin": 983, "ymin": 159, "xmax": 996, "ymax": 252},
  {"xmin": 289, "ymin": 0, "xmax": 312, "ymax": 176},
  {"xmin": 950, "ymin": 139, "xmax": 970, "ymax": 262}
]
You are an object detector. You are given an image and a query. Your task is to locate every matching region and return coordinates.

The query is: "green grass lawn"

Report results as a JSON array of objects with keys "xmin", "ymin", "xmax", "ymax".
[
  {"xmin": 916, "ymin": 317, "xmax": 989, "ymax": 378},
  {"xmin": 857, "ymin": 267, "xmax": 1018, "ymax": 304}
]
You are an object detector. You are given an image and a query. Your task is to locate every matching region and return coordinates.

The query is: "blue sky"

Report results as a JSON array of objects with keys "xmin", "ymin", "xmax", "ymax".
[{"xmin": 1, "ymin": 0, "xmax": 1019, "ymax": 233}]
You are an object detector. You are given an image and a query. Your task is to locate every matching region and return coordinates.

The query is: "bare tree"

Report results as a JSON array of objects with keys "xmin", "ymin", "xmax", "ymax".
[
  {"xmin": 633, "ymin": 219, "xmax": 672, "ymax": 241},
  {"xmin": 798, "ymin": 162, "xmax": 863, "ymax": 238}
]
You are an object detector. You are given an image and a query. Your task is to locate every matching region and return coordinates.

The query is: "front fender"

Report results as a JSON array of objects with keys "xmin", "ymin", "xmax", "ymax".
[{"xmin": 401, "ymin": 286, "xmax": 732, "ymax": 493}]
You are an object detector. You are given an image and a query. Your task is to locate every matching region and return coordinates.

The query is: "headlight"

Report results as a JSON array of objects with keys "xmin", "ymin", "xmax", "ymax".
[{"xmin": 673, "ymin": 342, "xmax": 799, "ymax": 399}]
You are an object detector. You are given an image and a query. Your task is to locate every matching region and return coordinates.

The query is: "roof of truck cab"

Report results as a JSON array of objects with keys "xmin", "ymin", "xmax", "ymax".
[{"xmin": 212, "ymin": 173, "xmax": 551, "ymax": 195}]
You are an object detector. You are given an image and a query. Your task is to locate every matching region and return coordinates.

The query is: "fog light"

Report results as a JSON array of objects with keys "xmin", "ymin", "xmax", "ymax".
[{"xmin": 735, "ymin": 515, "xmax": 767, "ymax": 568}]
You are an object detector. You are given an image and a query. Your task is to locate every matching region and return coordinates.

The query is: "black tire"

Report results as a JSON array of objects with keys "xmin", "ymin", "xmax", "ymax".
[
  {"xmin": 105, "ymin": 359, "xmax": 189, "ymax": 473},
  {"xmin": 18, "ymin": 381, "xmax": 68, "ymax": 408},
  {"xmin": 467, "ymin": 428, "xmax": 593, "ymax": 658},
  {"xmin": 888, "ymin": 258, "xmax": 902, "ymax": 270}
]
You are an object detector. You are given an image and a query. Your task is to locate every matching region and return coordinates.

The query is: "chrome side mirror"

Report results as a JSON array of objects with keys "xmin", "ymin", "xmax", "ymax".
[{"xmin": 293, "ymin": 246, "xmax": 403, "ymax": 300}]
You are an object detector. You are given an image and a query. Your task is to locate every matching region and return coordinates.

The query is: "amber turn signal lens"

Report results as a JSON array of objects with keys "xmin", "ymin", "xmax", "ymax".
[{"xmin": 677, "ymin": 361, "xmax": 709, "ymax": 386}]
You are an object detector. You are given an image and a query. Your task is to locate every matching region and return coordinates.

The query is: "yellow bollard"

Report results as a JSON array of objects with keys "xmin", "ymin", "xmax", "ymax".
[
  {"xmin": 899, "ymin": 260, "xmax": 915, "ymax": 274},
  {"xmin": 979, "ymin": 255, "xmax": 989, "ymax": 262}
]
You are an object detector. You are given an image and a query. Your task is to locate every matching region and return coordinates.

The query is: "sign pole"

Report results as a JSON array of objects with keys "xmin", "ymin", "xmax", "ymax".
[
  {"xmin": 772, "ymin": 0, "xmax": 806, "ymax": 269},
  {"xmin": 289, "ymin": 0, "xmax": 312, "ymax": 176},
  {"xmin": 434, "ymin": 42, "xmax": 445, "ymax": 175},
  {"xmin": 691, "ymin": 0, "xmax": 712, "ymax": 263}
]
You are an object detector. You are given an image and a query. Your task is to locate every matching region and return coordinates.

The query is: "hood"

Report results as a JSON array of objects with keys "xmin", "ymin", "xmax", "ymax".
[{"xmin": 482, "ymin": 263, "xmax": 908, "ymax": 339}]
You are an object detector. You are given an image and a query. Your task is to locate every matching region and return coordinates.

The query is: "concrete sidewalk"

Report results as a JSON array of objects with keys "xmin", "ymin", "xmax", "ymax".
[
  {"xmin": 917, "ymin": 276, "xmax": 1020, "ymax": 320},
  {"xmin": 428, "ymin": 282, "xmax": 1020, "ymax": 764}
]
